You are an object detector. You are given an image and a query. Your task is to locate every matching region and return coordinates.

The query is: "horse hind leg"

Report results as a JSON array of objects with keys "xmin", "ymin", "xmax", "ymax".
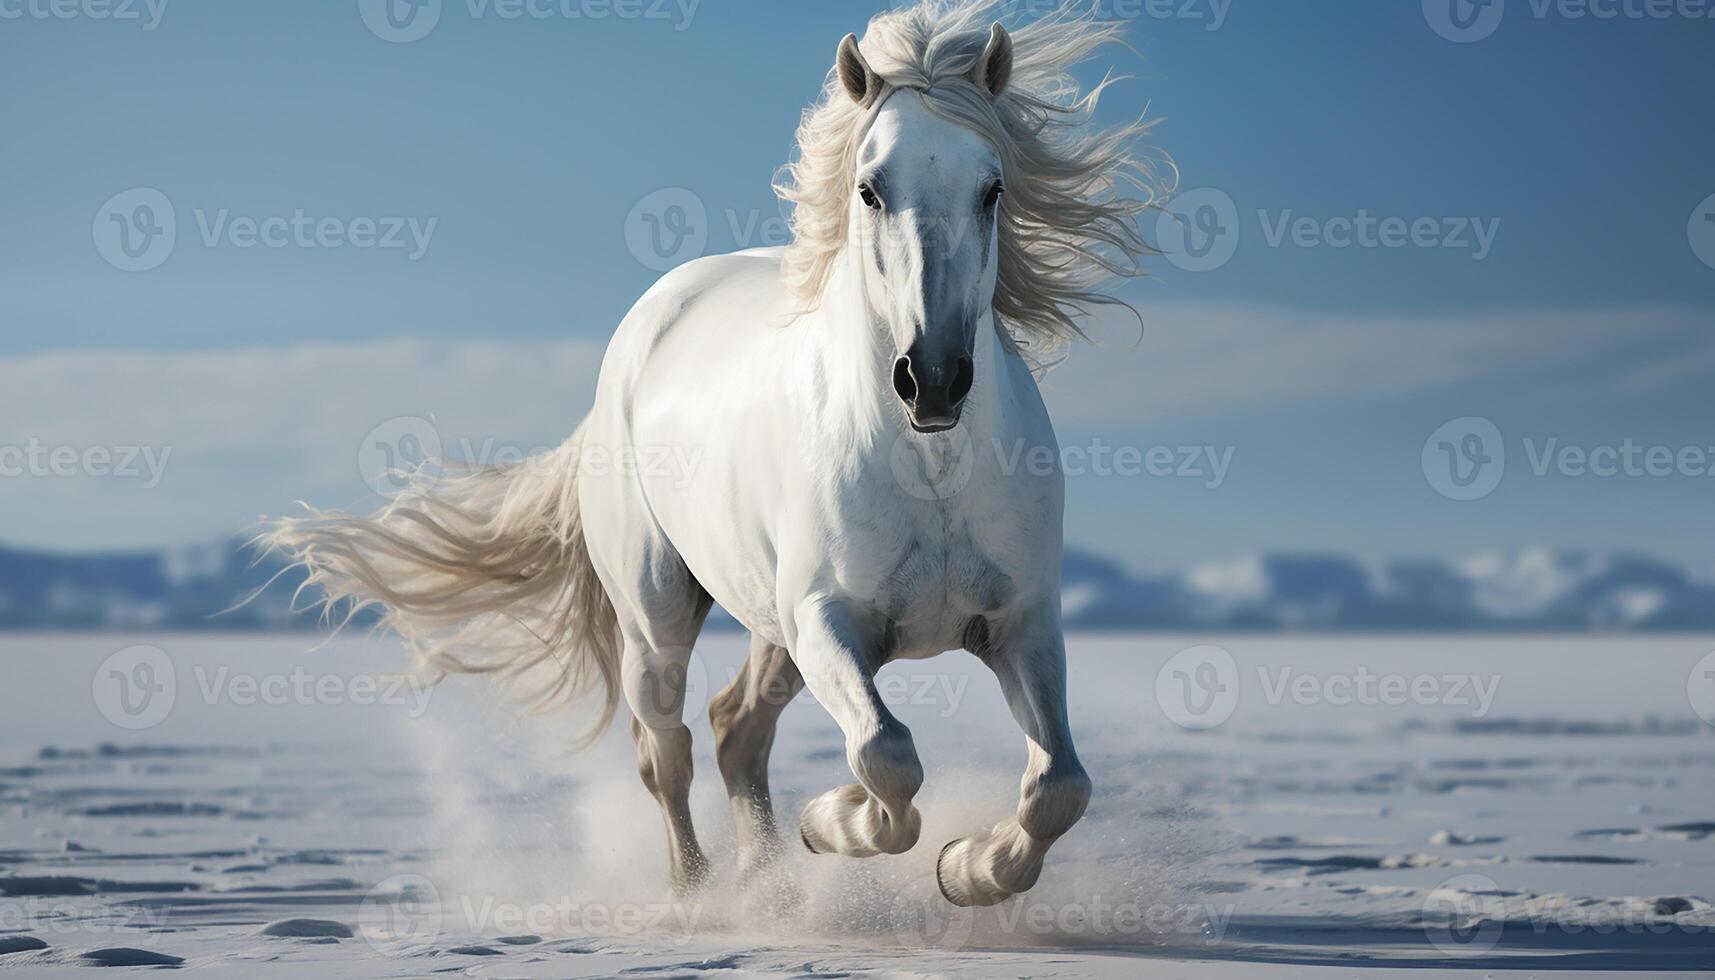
[
  {"xmin": 577, "ymin": 417, "xmax": 717, "ymax": 896},
  {"xmin": 708, "ymin": 635, "xmax": 803, "ymax": 888},
  {"xmin": 621, "ymin": 618, "xmax": 714, "ymax": 895}
]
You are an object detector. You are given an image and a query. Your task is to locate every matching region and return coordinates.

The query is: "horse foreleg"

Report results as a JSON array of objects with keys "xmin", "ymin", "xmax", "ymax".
[
  {"xmin": 792, "ymin": 598, "xmax": 924, "ymax": 858},
  {"xmin": 708, "ymin": 634, "xmax": 803, "ymax": 884},
  {"xmin": 936, "ymin": 610, "xmax": 1091, "ymax": 906}
]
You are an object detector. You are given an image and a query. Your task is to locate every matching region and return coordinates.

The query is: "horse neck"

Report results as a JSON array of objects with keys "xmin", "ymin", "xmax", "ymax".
[{"xmin": 809, "ymin": 252, "xmax": 1015, "ymax": 442}]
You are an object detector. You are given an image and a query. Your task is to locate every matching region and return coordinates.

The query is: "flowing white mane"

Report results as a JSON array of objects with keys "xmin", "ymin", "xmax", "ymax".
[{"xmin": 775, "ymin": 0, "xmax": 1167, "ymax": 368}]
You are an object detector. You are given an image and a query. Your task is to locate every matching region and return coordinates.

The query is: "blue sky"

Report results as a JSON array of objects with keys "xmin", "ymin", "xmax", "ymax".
[{"xmin": 2, "ymin": 1, "xmax": 1712, "ymax": 574}]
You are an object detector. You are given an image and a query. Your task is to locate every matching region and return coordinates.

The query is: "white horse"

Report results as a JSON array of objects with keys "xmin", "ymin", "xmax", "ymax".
[{"xmin": 268, "ymin": 0, "xmax": 1159, "ymax": 908}]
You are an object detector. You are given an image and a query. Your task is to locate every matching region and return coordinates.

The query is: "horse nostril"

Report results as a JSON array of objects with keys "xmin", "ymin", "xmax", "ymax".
[
  {"xmin": 948, "ymin": 356, "xmax": 974, "ymax": 408},
  {"xmin": 892, "ymin": 356, "xmax": 918, "ymax": 404}
]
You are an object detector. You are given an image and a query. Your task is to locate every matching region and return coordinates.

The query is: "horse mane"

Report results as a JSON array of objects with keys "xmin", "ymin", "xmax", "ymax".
[{"xmin": 774, "ymin": 0, "xmax": 1168, "ymax": 372}]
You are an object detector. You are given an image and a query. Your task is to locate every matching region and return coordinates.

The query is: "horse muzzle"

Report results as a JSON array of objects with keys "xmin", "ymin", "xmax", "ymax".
[{"xmin": 892, "ymin": 345, "xmax": 974, "ymax": 433}]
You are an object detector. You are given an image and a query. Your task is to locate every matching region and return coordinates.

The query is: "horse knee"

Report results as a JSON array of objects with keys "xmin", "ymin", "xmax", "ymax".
[
  {"xmin": 1019, "ymin": 761, "xmax": 1091, "ymax": 841},
  {"xmin": 848, "ymin": 721, "xmax": 923, "ymax": 810},
  {"xmin": 798, "ymin": 722, "xmax": 922, "ymax": 858}
]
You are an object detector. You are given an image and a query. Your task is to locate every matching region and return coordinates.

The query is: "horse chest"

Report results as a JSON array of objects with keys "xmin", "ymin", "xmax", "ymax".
[
  {"xmin": 830, "ymin": 476, "xmax": 1034, "ymax": 645},
  {"xmin": 895, "ymin": 527, "xmax": 1017, "ymax": 622}
]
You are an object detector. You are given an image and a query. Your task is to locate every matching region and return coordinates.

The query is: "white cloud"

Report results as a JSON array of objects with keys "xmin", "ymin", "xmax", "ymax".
[
  {"xmin": 0, "ymin": 338, "xmax": 605, "ymax": 550},
  {"xmin": 1041, "ymin": 304, "xmax": 1715, "ymax": 427},
  {"xmin": 1, "ymin": 304, "xmax": 1708, "ymax": 550},
  {"xmin": 0, "ymin": 336, "xmax": 605, "ymax": 456},
  {"xmin": 1613, "ymin": 333, "xmax": 1715, "ymax": 392}
]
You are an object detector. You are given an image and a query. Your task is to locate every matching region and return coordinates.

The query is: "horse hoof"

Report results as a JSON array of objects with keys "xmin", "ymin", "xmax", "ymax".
[
  {"xmin": 935, "ymin": 839, "xmax": 969, "ymax": 906},
  {"xmin": 935, "ymin": 838, "xmax": 1012, "ymax": 908},
  {"xmin": 801, "ymin": 826, "xmax": 823, "ymax": 854},
  {"xmin": 672, "ymin": 859, "xmax": 713, "ymax": 897},
  {"xmin": 736, "ymin": 857, "xmax": 803, "ymax": 916}
]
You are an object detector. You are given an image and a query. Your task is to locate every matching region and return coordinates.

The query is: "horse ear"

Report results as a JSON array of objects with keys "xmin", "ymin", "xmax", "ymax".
[
  {"xmin": 836, "ymin": 33, "xmax": 879, "ymax": 105},
  {"xmin": 970, "ymin": 23, "xmax": 1013, "ymax": 99}
]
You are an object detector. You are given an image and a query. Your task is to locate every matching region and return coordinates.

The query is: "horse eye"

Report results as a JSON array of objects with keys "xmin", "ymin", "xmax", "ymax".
[
  {"xmin": 983, "ymin": 180, "xmax": 1004, "ymax": 210},
  {"xmin": 858, "ymin": 183, "xmax": 882, "ymax": 211}
]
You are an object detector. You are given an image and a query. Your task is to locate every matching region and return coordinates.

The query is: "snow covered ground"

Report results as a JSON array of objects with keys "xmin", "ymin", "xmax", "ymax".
[{"xmin": 2, "ymin": 633, "xmax": 1714, "ymax": 976}]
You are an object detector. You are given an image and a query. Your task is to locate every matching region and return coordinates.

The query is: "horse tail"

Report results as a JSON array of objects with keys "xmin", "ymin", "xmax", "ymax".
[{"xmin": 259, "ymin": 423, "xmax": 621, "ymax": 747}]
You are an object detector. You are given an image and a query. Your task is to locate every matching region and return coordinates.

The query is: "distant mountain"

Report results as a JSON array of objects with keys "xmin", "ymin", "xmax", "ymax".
[
  {"xmin": 0, "ymin": 540, "xmax": 1710, "ymax": 632},
  {"xmin": 1060, "ymin": 547, "xmax": 1715, "ymax": 631},
  {"xmin": 0, "ymin": 539, "xmax": 313, "ymax": 631}
]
